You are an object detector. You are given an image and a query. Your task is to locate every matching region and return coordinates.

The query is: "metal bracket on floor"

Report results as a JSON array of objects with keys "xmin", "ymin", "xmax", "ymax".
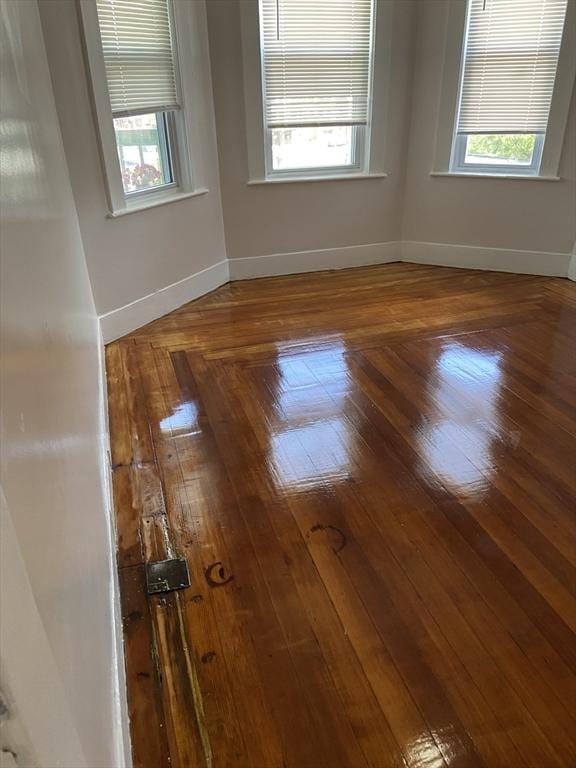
[{"xmin": 145, "ymin": 557, "xmax": 191, "ymax": 595}]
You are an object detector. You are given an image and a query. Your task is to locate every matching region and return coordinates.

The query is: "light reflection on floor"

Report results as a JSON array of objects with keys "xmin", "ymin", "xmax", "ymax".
[
  {"xmin": 420, "ymin": 341, "xmax": 503, "ymax": 499},
  {"xmin": 268, "ymin": 341, "xmax": 354, "ymax": 492},
  {"xmin": 160, "ymin": 401, "xmax": 200, "ymax": 437},
  {"xmin": 406, "ymin": 731, "xmax": 450, "ymax": 768}
]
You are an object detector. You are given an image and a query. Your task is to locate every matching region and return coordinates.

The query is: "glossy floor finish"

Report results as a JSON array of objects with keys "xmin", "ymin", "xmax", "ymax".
[{"xmin": 106, "ymin": 263, "xmax": 576, "ymax": 768}]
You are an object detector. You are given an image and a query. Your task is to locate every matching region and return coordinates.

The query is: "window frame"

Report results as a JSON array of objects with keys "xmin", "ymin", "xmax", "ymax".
[
  {"xmin": 433, "ymin": 0, "xmax": 576, "ymax": 180},
  {"xmin": 241, "ymin": 0, "xmax": 392, "ymax": 184},
  {"xmin": 79, "ymin": 0, "xmax": 204, "ymax": 215}
]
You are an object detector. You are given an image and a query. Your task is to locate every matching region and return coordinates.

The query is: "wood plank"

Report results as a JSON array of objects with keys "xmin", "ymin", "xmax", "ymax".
[
  {"xmin": 106, "ymin": 340, "xmax": 154, "ymax": 467},
  {"xmin": 118, "ymin": 565, "xmax": 170, "ymax": 768}
]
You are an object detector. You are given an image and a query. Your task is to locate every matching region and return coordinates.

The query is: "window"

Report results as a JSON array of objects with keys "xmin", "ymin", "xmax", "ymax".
[
  {"xmin": 451, "ymin": 0, "xmax": 568, "ymax": 177},
  {"xmin": 81, "ymin": 0, "xmax": 202, "ymax": 213},
  {"xmin": 95, "ymin": 0, "xmax": 180, "ymax": 198},
  {"xmin": 113, "ymin": 113, "xmax": 174, "ymax": 194},
  {"xmin": 259, "ymin": 0, "xmax": 375, "ymax": 178}
]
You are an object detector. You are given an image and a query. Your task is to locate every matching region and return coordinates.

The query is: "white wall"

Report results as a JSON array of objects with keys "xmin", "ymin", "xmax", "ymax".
[
  {"xmin": 206, "ymin": 0, "xmax": 415, "ymax": 264},
  {"xmin": 39, "ymin": 0, "xmax": 227, "ymax": 324},
  {"xmin": 0, "ymin": 0, "xmax": 127, "ymax": 765},
  {"xmin": 401, "ymin": 0, "xmax": 576, "ymax": 256}
]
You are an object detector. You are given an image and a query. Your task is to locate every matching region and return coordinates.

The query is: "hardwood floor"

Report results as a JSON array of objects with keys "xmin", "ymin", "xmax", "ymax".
[{"xmin": 106, "ymin": 263, "xmax": 576, "ymax": 768}]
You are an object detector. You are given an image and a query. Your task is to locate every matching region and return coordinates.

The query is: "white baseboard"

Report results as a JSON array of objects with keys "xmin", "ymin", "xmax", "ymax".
[
  {"xmin": 99, "ymin": 259, "xmax": 229, "ymax": 343},
  {"xmin": 401, "ymin": 241, "xmax": 570, "ymax": 278},
  {"xmin": 568, "ymin": 253, "xmax": 576, "ymax": 282},
  {"xmin": 228, "ymin": 241, "xmax": 401, "ymax": 280}
]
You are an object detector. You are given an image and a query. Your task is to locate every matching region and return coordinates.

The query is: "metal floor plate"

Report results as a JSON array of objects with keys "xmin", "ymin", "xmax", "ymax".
[{"xmin": 145, "ymin": 557, "xmax": 190, "ymax": 595}]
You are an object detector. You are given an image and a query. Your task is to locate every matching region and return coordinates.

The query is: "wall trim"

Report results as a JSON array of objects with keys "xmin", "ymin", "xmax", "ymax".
[
  {"xmin": 99, "ymin": 259, "xmax": 229, "ymax": 343},
  {"xmin": 401, "ymin": 241, "xmax": 571, "ymax": 278},
  {"xmin": 228, "ymin": 241, "xmax": 401, "ymax": 280}
]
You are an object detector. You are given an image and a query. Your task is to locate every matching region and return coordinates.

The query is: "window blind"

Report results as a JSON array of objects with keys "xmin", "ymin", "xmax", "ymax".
[
  {"xmin": 260, "ymin": 0, "xmax": 374, "ymax": 128},
  {"xmin": 457, "ymin": 0, "xmax": 568, "ymax": 134},
  {"xmin": 95, "ymin": 0, "xmax": 179, "ymax": 117}
]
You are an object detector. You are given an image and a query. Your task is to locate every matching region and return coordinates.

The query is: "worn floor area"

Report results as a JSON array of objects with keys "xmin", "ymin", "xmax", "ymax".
[{"xmin": 106, "ymin": 263, "xmax": 576, "ymax": 768}]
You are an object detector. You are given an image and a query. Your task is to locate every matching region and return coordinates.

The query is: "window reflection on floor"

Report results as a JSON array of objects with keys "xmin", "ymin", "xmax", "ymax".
[
  {"xmin": 419, "ymin": 342, "xmax": 503, "ymax": 499},
  {"xmin": 268, "ymin": 342, "xmax": 354, "ymax": 492},
  {"xmin": 160, "ymin": 401, "xmax": 200, "ymax": 438}
]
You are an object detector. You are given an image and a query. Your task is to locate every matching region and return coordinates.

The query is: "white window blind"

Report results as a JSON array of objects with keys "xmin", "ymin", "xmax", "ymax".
[
  {"xmin": 260, "ymin": 0, "xmax": 374, "ymax": 128},
  {"xmin": 457, "ymin": 0, "xmax": 568, "ymax": 134},
  {"xmin": 95, "ymin": 0, "xmax": 179, "ymax": 117}
]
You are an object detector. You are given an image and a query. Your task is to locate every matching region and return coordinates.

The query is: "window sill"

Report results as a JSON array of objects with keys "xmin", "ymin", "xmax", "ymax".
[
  {"xmin": 107, "ymin": 188, "xmax": 209, "ymax": 218},
  {"xmin": 430, "ymin": 172, "xmax": 560, "ymax": 182},
  {"xmin": 247, "ymin": 172, "xmax": 387, "ymax": 186}
]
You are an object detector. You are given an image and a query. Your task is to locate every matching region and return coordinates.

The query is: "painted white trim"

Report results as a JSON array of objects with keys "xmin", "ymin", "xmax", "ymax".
[
  {"xmin": 247, "ymin": 173, "xmax": 387, "ymax": 185},
  {"xmin": 170, "ymin": 0, "xmax": 215, "ymax": 192},
  {"xmin": 539, "ymin": 0, "xmax": 576, "ymax": 178},
  {"xmin": 228, "ymin": 242, "xmax": 401, "ymax": 280},
  {"xmin": 107, "ymin": 188, "xmax": 208, "ymax": 218},
  {"xmin": 401, "ymin": 241, "xmax": 570, "ymax": 278},
  {"xmin": 568, "ymin": 255, "xmax": 576, "ymax": 282},
  {"xmin": 99, "ymin": 259, "xmax": 229, "ymax": 342},
  {"xmin": 240, "ymin": 0, "xmax": 266, "ymax": 181},
  {"xmin": 367, "ymin": 0, "xmax": 394, "ymax": 174},
  {"xmin": 433, "ymin": 0, "xmax": 468, "ymax": 174},
  {"xmin": 568, "ymin": 243, "xmax": 576, "ymax": 282},
  {"xmin": 430, "ymin": 172, "xmax": 561, "ymax": 182},
  {"xmin": 97, "ymin": 329, "xmax": 133, "ymax": 767}
]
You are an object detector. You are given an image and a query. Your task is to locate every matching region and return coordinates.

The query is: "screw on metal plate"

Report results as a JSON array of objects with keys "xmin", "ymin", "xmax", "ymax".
[{"xmin": 145, "ymin": 557, "xmax": 190, "ymax": 595}]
